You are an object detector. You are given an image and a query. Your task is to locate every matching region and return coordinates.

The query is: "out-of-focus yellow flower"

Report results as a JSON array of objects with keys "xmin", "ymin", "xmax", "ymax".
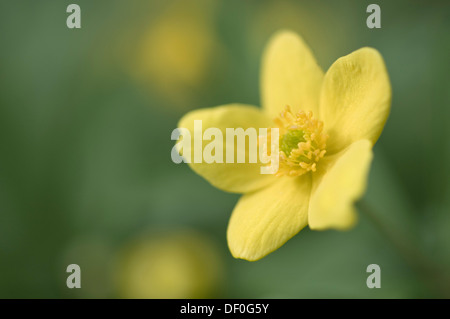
[
  {"xmin": 131, "ymin": 0, "xmax": 220, "ymax": 106},
  {"xmin": 178, "ymin": 30, "xmax": 391, "ymax": 261},
  {"xmin": 114, "ymin": 230, "xmax": 223, "ymax": 299}
]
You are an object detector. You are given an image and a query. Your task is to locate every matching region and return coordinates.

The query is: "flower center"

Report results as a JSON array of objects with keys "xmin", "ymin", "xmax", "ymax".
[
  {"xmin": 274, "ymin": 106, "xmax": 328, "ymax": 177},
  {"xmin": 280, "ymin": 129, "xmax": 306, "ymax": 156}
]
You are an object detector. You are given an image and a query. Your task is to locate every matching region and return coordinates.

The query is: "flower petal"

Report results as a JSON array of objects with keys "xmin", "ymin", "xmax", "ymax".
[
  {"xmin": 309, "ymin": 139, "xmax": 373, "ymax": 230},
  {"xmin": 319, "ymin": 48, "xmax": 391, "ymax": 154},
  {"xmin": 261, "ymin": 30, "xmax": 324, "ymax": 119},
  {"xmin": 227, "ymin": 175, "xmax": 311, "ymax": 261},
  {"xmin": 177, "ymin": 104, "xmax": 275, "ymax": 193}
]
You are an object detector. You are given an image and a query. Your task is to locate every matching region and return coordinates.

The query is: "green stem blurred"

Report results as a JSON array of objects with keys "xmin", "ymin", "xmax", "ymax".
[{"xmin": 358, "ymin": 200, "xmax": 450, "ymax": 298}]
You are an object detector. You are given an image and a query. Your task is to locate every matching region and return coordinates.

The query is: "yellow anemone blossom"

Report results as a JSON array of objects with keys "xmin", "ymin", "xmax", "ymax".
[
  {"xmin": 178, "ymin": 30, "xmax": 391, "ymax": 261},
  {"xmin": 114, "ymin": 230, "xmax": 223, "ymax": 298}
]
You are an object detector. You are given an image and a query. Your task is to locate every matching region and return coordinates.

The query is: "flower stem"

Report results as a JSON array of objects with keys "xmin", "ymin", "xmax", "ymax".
[{"xmin": 358, "ymin": 199, "xmax": 450, "ymax": 298}]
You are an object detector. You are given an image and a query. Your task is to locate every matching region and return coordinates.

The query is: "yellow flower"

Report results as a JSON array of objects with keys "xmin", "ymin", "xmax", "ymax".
[
  {"xmin": 178, "ymin": 30, "xmax": 391, "ymax": 261},
  {"xmin": 130, "ymin": 0, "xmax": 220, "ymax": 107},
  {"xmin": 114, "ymin": 230, "xmax": 223, "ymax": 298}
]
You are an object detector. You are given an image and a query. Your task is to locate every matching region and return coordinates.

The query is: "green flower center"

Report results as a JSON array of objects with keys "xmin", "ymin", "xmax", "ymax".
[
  {"xmin": 280, "ymin": 130, "xmax": 305, "ymax": 156},
  {"xmin": 269, "ymin": 106, "xmax": 328, "ymax": 177}
]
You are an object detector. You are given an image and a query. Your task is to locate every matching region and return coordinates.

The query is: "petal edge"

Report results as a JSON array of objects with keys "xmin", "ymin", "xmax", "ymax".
[
  {"xmin": 227, "ymin": 175, "xmax": 311, "ymax": 261},
  {"xmin": 309, "ymin": 139, "xmax": 373, "ymax": 230},
  {"xmin": 261, "ymin": 30, "xmax": 324, "ymax": 119},
  {"xmin": 177, "ymin": 104, "xmax": 275, "ymax": 193},
  {"xmin": 320, "ymin": 47, "xmax": 391, "ymax": 154}
]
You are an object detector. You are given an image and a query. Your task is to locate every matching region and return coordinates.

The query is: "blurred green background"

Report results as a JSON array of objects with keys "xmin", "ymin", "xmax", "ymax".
[{"xmin": 0, "ymin": 0, "xmax": 449, "ymax": 298}]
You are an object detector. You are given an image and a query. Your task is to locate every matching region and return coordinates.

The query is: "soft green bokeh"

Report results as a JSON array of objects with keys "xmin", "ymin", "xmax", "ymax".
[{"xmin": 0, "ymin": 0, "xmax": 448, "ymax": 298}]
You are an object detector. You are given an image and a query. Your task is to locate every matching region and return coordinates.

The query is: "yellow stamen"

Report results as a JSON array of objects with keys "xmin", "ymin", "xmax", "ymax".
[{"xmin": 271, "ymin": 106, "xmax": 328, "ymax": 177}]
